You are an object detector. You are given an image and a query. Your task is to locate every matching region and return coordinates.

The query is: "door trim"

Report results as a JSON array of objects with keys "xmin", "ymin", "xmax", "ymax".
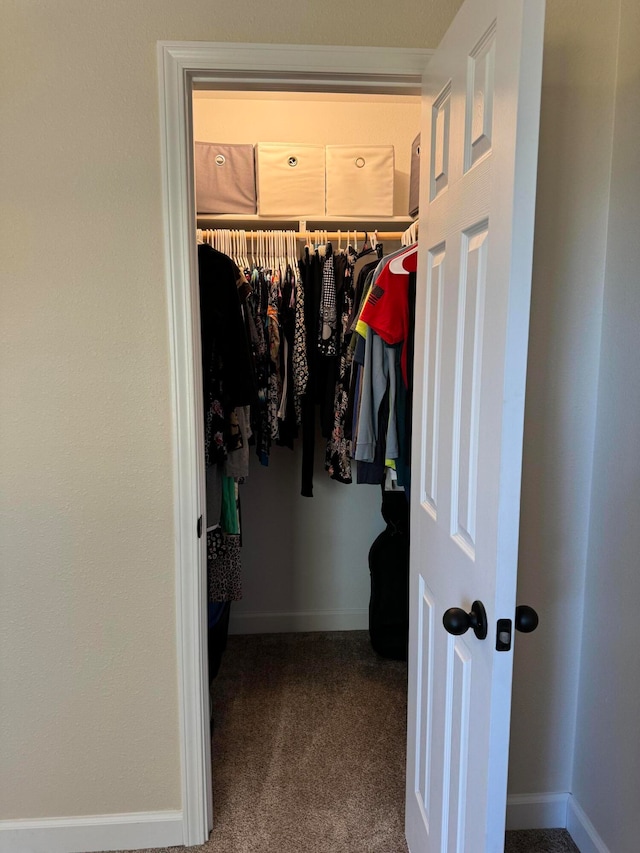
[{"xmin": 156, "ymin": 40, "xmax": 431, "ymax": 845}]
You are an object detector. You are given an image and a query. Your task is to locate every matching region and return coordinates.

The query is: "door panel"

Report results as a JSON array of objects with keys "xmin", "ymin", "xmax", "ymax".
[{"xmin": 406, "ymin": 1, "xmax": 545, "ymax": 851}]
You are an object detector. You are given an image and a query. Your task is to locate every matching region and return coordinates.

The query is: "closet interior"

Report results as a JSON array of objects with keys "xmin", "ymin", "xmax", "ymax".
[
  {"xmin": 194, "ymin": 88, "xmax": 421, "ymax": 653},
  {"xmin": 192, "ymin": 83, "xmax": 421, "ymax": 846}
]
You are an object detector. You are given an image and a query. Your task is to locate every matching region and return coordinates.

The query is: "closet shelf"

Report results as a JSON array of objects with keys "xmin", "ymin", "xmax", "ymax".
[{"xmin": 196, "ymin": 214, "xmax": 416, "ymax": 226}]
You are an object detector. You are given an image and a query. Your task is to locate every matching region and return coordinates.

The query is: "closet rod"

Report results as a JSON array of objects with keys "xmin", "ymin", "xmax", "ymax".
[{"xmin": 198, "ymin": 229, "xmax": 409, "ymax": 240}]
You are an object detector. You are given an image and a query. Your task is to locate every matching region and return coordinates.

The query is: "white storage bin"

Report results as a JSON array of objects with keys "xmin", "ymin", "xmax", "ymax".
[
  {"xmin": 195, "ymin": 142, "xmax": 257, "ymax": 214},
  {"xmin": 408, "ymin": 134, "xmax": 420, "ymax": 217},
  {"xmin": 255, "ymin": 143, "xmax": 326, "ymax": 215},
  {"xmin": 326, "ymin": 145, "xmax": 395, "ymax": 217}
]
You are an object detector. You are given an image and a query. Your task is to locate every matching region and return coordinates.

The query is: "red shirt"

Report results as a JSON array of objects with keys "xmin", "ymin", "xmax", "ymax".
[{"xmin": 359, "ymin": 254, "xmax": 414, "ymax": 386}]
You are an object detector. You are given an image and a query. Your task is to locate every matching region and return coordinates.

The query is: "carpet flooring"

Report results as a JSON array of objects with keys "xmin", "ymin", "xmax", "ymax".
[
  {"xmin": 505, "ymin": 829, "xmax": 579, "ymax": 852},
  {"xmin": 121, "ymin": 632, "xmax": 579, "ymax": 853}
]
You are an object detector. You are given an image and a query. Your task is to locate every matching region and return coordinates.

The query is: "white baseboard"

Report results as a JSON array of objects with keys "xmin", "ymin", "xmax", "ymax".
[
  {"xmin": 567, "ymin": 796, "xmax": 610, "ymax": 853},
  {"xmin": 229, "ymin": 608, "xmax": 369, "ymax": 634},
  {"xmin": 506, "ymin": 792, "xmax": 569, "ymax": 830},
  {"xmin": 0, "ymin": 810, "xmax": 183, "ymax": 853}
]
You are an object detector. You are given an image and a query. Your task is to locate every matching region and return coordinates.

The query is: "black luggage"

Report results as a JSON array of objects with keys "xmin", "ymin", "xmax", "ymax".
[{"xmin": 368, "ymin": 488, "xmax": 409, "ymax": 660}]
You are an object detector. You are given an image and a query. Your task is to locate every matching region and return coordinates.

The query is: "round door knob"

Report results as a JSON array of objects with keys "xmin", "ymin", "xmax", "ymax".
[
  {"xmin": 442, "ymin": 600, "xmax": 488, "ymax": 640},
  {"xmin": 515, "ymin": 605, "xmax": 539, "ymax": 633}
]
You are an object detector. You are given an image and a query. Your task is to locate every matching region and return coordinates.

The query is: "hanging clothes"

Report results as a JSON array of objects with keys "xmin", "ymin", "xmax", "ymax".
[
  {"xmin": 207, "ymin": 527, "xmax": 242, "ymax": 602},
  {"xmin": 347, "ymin": 244, "xmax": 418, "ymax": 492},
  {"xmin": 292, "ymin": 266, "xmax": 308, "ymax": 425},
  {"xmin": 276, "ymin": 264, "xmax": 299, "ymax": 448},
  {"xmin": 299, "ymin": 246, "xmax": 324, "ymax": 497},
  {"xmin": 266, "ymin": 269, "xmax": 282, "ymax": 442},
  {"xmin": 198, "ymin": 230, "xmax": 416, "ymax": 503},
  {"xmin": 198, "ymin": 243, "xmax": 255, "ymax": 602},
  {"xmin": 198, "ymin": 243, "xmax": 255, "ymax": 418},
  {"xmin": 318, "ymin": 244, "xmax": 338, "ymax": 356},
  {"xmin": 246, "ymin": 267, "xmax": 271, "ymax": 465},
  {"xmin": 325, "ymin": 247, "xmax": 357, "ymax": 483},
  {"xmin": 359, "ymin": 245, "xmax": 418, "ymax": 386}
]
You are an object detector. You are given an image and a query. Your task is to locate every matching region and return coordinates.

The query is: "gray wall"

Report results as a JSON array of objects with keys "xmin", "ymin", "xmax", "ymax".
[
  {"xmin": 571, "ymin": 1, "xmax": 640, "ymax": 849},
  {"xmin": 508, "ymin": 0, "xmax": 619, "ymax": 798}
]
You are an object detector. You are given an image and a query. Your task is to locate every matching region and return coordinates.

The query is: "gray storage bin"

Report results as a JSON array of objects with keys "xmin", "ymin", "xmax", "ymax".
[
  {"xmin": 195, "ymin": 142, "xmax": 257, "ymax": 214},
  {"xmin": 408, "ymin": 133, "xmax": 420, "ymax": 217}
]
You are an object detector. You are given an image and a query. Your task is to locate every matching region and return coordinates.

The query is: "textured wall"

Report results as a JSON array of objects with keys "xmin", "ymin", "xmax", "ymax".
[
  {"xmin": 0, "ymin": 0, "xmax": 460, "ymax": 822},
  {"xmin": 571, "ymin": 2, "xmax": 640, "ymax": 848},
  {"xmin": 508, "ymin": 0, "xmax": 619, "ymax": 796}
]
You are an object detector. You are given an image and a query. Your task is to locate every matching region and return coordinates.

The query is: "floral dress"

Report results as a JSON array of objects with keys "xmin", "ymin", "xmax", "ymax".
[{"xmin": 325, "ymin": 249, "xmax": 357, "ymax": 483}]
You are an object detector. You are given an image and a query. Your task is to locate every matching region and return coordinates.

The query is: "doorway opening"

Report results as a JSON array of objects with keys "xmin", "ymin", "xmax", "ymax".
[{"xmin": 157, "ymin": 41, "xmax": 429, "ymax": 846}]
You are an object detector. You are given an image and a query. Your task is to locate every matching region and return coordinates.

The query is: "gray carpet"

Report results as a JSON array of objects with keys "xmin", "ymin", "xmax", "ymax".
[
  {"xmin": 505, "ymin": 829, "xmax": 579, "ymax": 852},
  {"xmin": 208, "ymin": 631, "xmax": 409, "ymax": 852},
  {"xmin": 120, "ymin": 631, "xmax": 579, "ymax": 853}
]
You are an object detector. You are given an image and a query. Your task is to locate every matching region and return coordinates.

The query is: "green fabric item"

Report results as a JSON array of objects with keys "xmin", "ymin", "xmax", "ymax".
[{"xmin": 221, "ymin": 475, "xmax": 239, "ymax": 534}]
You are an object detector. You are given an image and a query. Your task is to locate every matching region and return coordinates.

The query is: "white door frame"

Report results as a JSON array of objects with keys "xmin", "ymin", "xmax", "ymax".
[{"xmin": 157, "ymin": 40, "xmax": 432, "ymax": 846}]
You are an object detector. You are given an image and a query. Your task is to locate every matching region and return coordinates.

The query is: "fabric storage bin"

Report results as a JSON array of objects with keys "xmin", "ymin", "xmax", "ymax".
[
  {"xmin": 255, "ymin": 143, "xmax": 326, "ymax": 215},
  {"xmin": 326, "ymin": 145, "xmax": 395, "ymax": 217},
  {"xmin": 408, "ymin": 134, "xmax": 420, "ymax": 217},
  {"xmin": 195, "ymin": 142, "xmax": 257, "ymax": 214}
]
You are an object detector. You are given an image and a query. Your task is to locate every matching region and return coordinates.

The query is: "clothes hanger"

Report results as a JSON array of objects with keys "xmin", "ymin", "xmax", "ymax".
[
  {"xmin": 398, "ymin": 221, "xmax": 418, "ymax": 250},
  {"xmin": 325, "ymin": 229, "xmax": 332, "ymax": 257},
  {"xmin": 388, "ymin": 243, "xmax": 419, "ymax": 274},
  {"xmin": 280, "ymin": 231, "xmax": 286, "ymax": 273},
  {"xmin": 242, "ymin": 230, "xmax": 249, "ymax": 271}
]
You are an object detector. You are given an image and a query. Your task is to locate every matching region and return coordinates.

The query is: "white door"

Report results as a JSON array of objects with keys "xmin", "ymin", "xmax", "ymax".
[{"xmin": 405, "ymin": 0, "xmax": 545, "ymax": 851}]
